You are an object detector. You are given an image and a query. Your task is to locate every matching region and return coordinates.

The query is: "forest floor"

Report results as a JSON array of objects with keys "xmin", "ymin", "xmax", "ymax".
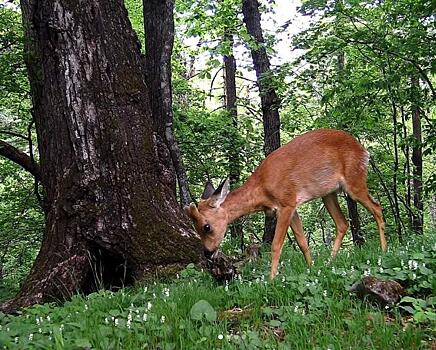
[{"xmin": 0, "ymin": 235, "xmax": 435, "ymax": 349}]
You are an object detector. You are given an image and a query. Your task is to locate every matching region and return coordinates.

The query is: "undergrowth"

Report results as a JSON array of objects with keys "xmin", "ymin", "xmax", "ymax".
[{"xmin": 0, "ymin": 236, "xmax": 435, "ymax": 349}]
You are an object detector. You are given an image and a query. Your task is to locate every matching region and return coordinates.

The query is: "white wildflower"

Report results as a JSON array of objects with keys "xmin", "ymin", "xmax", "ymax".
[
  {"xmin": 147, "ymin": 302, "xmax": 152, "ymax": 310},
  {"xmin": 36, "ymin": 317, "xmax": 40, "ymax": 325},
  {"xmin": 323, "ymin": 290, "xmax": 328, "ymax": 297},
  {"xmin": 38, "ymin": 328, "xmax": 42, "ymax": 334},
  {"xmin": 144, "ymin": 286, "xmax": 148, "ymax": 293},
  {"xmin": 28, "ymin": 334, "xmax": 33, "ymax": 341},
  {"xmin": 84, "ymin": 304, "xmax": 88, "ymax": 311},
  {"xmin": 379, "ymin": 267, "xmax": 384, "ymax": 273},
  {"xmin": 143, "ymin": 313, "xmax": 148, "ymax": 321},
  {"xmin": 366, "ymin": 260, "xmax": 370, "ymax": 265},
  {"xmin": 282, "ymin": 276, "xmax": 286, "ymax": 283},
  {"xmin": 377, "ymin": 257, "xmax": 382, "ymax": 266},
  {"xmin": 218, "ymin": 334, "xmax": 224, "ymax": 340},
  {"xmin": 160, "ymin": 315, "xmax": 166, "ymax": 323},
  {"xmin": 14, "ymin": 337, "xmax": 18, "ymax": 344},
  {"xmin": 114, "ymin": 318, "xmax": 119, "ymax": 326},
  {"xmin": 105, "ymin": 317, "xmax": 109, "ymax": 324}
]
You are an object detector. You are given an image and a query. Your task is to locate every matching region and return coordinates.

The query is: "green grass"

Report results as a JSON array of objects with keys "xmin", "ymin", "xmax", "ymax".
[{"xmin": 0, "ymin": 237, "xmax": 435, "ymax": 349}]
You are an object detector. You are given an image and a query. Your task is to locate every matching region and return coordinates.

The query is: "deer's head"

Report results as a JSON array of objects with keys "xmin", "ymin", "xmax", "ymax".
[{"xmin": 184, "ymin": 179, "xmax": 230, "ymax": 258}]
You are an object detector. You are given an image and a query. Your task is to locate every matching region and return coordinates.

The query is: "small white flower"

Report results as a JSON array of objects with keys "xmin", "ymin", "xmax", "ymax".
[
  {"xmin": 143, "ymin": 313, "xmax": 148, "ymax": 321},
  {"xmin": 153, "ymin": 293, "xmax": 157, "ymax": 299},
  {"xmin": 38, "ymin": 328, "xmax": 42, "ymax": 334},
  {"xmin": 105, "ymin": 317, "xmax": 109, "ymax": 324},
  {"xmin": 60, "ymin": 324, "xmax": 64, "ymax": 331},
  {"xmin": 46, "ymin": 315, "xmax": 50, "ymax": 322},
  {"xmin": 127, "ymin": 319, "xmax": 131, "ymax": 329},
  {"xmin": 218, "ymin": 334, "xmax": 224, "ymax": 340},
  {"xmin": 412, "ymin": 273, "xmax": 417, "ymax": 280},
  {"xmin": 294, "ymin": 305, "xmax": 299, "ymax": 313},
  {"xmin": 14, "ymin": 337, "xmax": 18, "ymax": 344},
  {"xmin": 379, "ymin": 267, "xmax": 384, "ymax": 273},
  {"xmin": 28, "ymin": 334, "xmax": 33, "ymax": 341},
  {"xmin": 377, "ymin": 257, "xmax": 382, "ymax": 266},
  {"xmin": 160, "ymin": 315, "xmax": 166, "ymax": 323},
  {"xmin": 114, "ymin": 318, "xmax": 119, "ymax": 326},
  {"xmin": 84, "ymin": 304, "xmax": 88, "ymax": 310},
  {"xmin": 36, "ymin": 317, "xmax": 40, "ymax": 325},
  {"xmin": 366, "ymin": 260, "xmax": 370, "ymax": 265},
  {"xmin": 282, "ymin": 276, "xmax": 286, "ymax": 283},
  {"xmin": 144, "ymin": 286, "xmax": 148, "ymax": 293},
  {"xmin": 323, "ymin": 290, "xmax": 327, "ymax": 297},
  {"xmin": 147, "ymin": 302, "xmax": 152, "ymax": 310}
]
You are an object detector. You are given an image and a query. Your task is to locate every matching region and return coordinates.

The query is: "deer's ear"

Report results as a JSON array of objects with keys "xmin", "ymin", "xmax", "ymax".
[
  {"xmin": 201, "ymin": 181, "xmax": 215, "ymax": 200},
  {"xmin": 209, "ymin": 178, "xmax": 230, "ymax": 208},
  {"xmin": 184, "ymin": 202, "xmax": 199, "ymax": 220}
]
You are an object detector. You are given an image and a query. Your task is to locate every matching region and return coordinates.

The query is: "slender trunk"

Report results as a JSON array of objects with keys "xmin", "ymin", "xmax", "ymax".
[
  {"xmin": 430, "ymin": 194, "xmax": 436, "ymax": 229},
  {"xmin": 336, "ymin": 37, "xmax": 363, "ymax": 246},
  {"xmin": 411, "ymin": 77, "xmax": 423, "ymax": 234},
  {"xmin": 242, "ymin": 0, "xmax": 281, "ymax": 243},
  {"xmin": 382, "ymin": 66, "xmax": 402, "ymax": 239},
  {"xmin": 2, "ymin": 0, "xmax": 201, "ymax": 313},
  {"xmin": 401, "ymin": 106, "xmax": 413, "ymax": 226},
  {"xmin": 143, "ymin": 0, "xmax": 191, "ymax": 206},
  {"xmin": 223, "ymin": 32, "xmax": 243, "ymax": 240}
]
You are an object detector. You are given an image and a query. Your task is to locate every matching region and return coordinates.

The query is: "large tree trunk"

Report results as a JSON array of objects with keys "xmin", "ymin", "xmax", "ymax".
[
  {"xmin": 143, "ymin": 0, "xmax": 191, "ymax": 206},
  {"xmin": 411, "ymin": 77, "xmax": 423, "ymax": 234},
  {"xmin": 1, "ymin": 0, "xmax": 201, "ymax": 313},
  {"xmin": 242, "ymin": 0, "xmax": 281, "ymax": 244},
  {"xmin": 223, "ymin": 32, "xmax": 243, "ymax": 240}
]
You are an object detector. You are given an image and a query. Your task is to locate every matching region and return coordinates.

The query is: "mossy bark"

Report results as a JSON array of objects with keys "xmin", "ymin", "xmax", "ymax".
[{"xmin": 1, "ymin": 0, "xmax": 201, "ymax": 313}]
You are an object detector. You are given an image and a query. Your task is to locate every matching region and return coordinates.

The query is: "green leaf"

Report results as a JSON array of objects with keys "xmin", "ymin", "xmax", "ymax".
[
  {"xmin": 190, "ymin": 300, "xmax": 217, "ymax": 322},
  {"xmin": 269, "ymin": 319, "xmax": 282, "ymax": 327},
  {"xmin": 75, "ymin": 338, "xmax": 92, "ymax": 348}
]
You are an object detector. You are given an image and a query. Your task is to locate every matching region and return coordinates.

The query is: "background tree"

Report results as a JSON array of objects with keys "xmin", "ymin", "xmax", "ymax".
[
  {"xmin": 242, "ymin": 0, "xmax": 281, "ymax": 244},
  {"xmin": 143, "ymin": 0, "xmax": 191, "ymax": 206}
]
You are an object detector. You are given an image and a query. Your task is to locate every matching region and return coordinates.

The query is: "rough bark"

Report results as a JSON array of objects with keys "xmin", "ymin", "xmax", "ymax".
[
  {"xmin": 411, "ymin": 77, "xmax": 423, "ymax": 234},
  {"xmin": 223, "ymin": 32, "xmax": 243, "ymax": 239},
  {"xmin": 242, "ymin": 0, "xmax": 281, "ymax": 244},
  {"xmin": 2, "ymin": 0, "xmax": 201, "ymax": 313},
  {"xmin": 143, "ymin": 0, "xmax": 191, "ymax": 206},
  {"xmin": 0, "ymin": 139, "xmax": 41, "ymax": 180}
]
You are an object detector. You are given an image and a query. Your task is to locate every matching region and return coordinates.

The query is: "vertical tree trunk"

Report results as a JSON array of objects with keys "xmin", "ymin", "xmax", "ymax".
[
  {"xmin": 223, "ymin": 32, "xmax": 243, "ymax": 240},
  {"xmin": 411, "ymin": 77, "xmax": 423, "ymax": 234},
  {"xmin": 242, "ymin": 0, "xmax": 281, "ymax": 244},
  {"xmin": 2, "ymin": 0, "xmax": 201, "ymax": 313},
  {"xmin": 143, "ymin": 0, "xmax": 191, "ymax": 206},
  {"xmin": 336, "ymin": 34, "xmax": 363, "ymax": 246},
  {"xmin": 401, "ymin": 106, "xmax": 413, "ymax": 226}
]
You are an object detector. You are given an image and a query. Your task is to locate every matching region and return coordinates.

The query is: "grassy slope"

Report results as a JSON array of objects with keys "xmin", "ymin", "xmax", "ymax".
[{"xmin": 0, "ymin": 237, "xmax": 434, "ymax": 349}]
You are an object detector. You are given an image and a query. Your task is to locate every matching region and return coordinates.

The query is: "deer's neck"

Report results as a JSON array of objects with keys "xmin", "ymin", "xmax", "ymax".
[{"xmin": 222, "ymin": 177, "xmax": 262, "ymax": 223}]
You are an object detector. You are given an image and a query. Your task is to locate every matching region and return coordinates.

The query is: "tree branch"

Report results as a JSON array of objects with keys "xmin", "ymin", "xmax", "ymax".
[{"xmin": 0, "ymin": 140, "xmax": 41, "ymax": 180}]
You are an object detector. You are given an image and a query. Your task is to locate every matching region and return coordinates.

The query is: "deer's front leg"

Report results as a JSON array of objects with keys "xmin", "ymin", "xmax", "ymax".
[{"xmin": 270, "ymin": 207, "xmax": 295, "ymax": 279}]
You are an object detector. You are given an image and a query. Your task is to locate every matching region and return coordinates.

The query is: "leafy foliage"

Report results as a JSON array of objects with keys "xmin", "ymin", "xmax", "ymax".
[{"xmin": 0, "ymin": 237, "xmax": 434, "ymax": 348}]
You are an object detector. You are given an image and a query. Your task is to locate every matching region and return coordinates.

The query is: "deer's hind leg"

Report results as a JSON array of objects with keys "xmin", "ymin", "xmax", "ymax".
[
  {"xmin": 289, "ymin": 211, "xmax": 312, "ymax": 266},
  {"xmin": 346, "ymin": 182, "xmax": 387, "ymax": 253},
  {"xmin": 322, "ymin": 193, "xmax": 349, "ymax": 259}
]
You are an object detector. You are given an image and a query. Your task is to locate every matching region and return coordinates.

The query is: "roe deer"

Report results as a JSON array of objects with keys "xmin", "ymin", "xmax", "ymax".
[{"xmin": 184, "ymin": 129, "xmax": 387, "ymax": 279}]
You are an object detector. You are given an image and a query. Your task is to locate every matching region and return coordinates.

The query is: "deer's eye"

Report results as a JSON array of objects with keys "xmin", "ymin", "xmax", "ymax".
[{"xmin": 203, "ymin": 224, "xmax": 211, "ymax": 233}]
